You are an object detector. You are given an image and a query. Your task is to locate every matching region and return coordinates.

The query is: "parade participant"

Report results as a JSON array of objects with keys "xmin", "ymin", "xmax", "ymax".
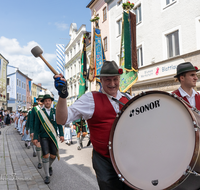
[
  {"xmin": 54, "ymin": 61, "xmax": 133, "ymax": 190},
  {"xmin": 19, "ymin": 110, "xmax": 25, "ymax": 134},
  {"xmin": 21, "ymin": 110, "xmax": 31, "ymax": 148},
  {"xmin": 63, "ymin": 123, "xmax": 73, "ymax": 145},
  {"xmin": 26, "ymin": 102, "xmax": 38, "ymax": 157},
  {"xmin": 172, "ymin": 62, "xmax": 200, "ymax": 109},
  {"xmin": 17, "ymin": 109, "xmax": 23, "ymax": 133},
  {"xmin": 33, "ymin": 90, "xmax": 64, "ymax": 184},
  {"xmin": 14, "ymin": 109, "xmax": 20, "ymax": 129},
  {"xmin": 5, "ymin": 110, "xmax": 11, "ymax": 125},
  {"xmin": 72, "ymin": 118, "xmax": 88, "ymax": 150},
  {"xmin": 28, "ymin": 91, "xmax": 45, "ymax": 168}
]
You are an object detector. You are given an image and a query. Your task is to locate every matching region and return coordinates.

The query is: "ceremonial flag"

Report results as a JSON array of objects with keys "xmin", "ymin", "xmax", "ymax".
[
  {"xmin": 56, "ymin": 44, "xmax": 65, "ymax": 76},
  {"xmin": 89, "ymin": 28, "xmax": 106, "ymax": 82},
  {"xmin": 78, "ymin": 36, "xmax": 87, "ymax": 98},
  {"xmin": 120, "ymin": 11, "xmax": 138, "ymax": 92}
]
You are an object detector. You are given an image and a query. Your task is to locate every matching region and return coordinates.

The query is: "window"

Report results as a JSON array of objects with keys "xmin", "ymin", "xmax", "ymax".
[
  {"xmin": 78, "ymin": 42, "xmax": 80, "ymax": 50},
  {"xmin": 7, "ymin": 93, "xmax": 9, "ymax": 100},
  {"xmin": 104, "ymin": 37, "xmax": 108, "ymax": 52},
  {"xmin": 7, "ymin": 78, "xmax": 10, "ymax": 85},
  {"xmin": 117, "ymin": 0, "xmax": 122, "ymax": 6},
  {"xmin": 137, "ymin": 46, "xmax": 143, "ymax": 67},
  {"xmin": 74, "ymin": 64, "xmax": 76, "ymax": 75},
  {"xmin": 19, "ymin": 80, "xmax": 21, "ymax": 87},
  {"xmin": 17, "ymin": 93, "xmax": 19, "ymax": 101},
  {"xmin": 134, "ymin": 4, "xmax": 142, "ymax": 24},
  {"xmin": 166, "ymin": 30, "xmax": 180, "ymax": 58},
  {"xmin": 17, "ymin": 79, "xmax": 19, "ymax": 86},
  {"xmin": 103, "ymin": 7, "xmax": 107, "ymax": 22},
  {"xmin": 74, "ymin": 46, "xmax": 76, "ymax": 54},
  {"xmin": 166, "ymin": 0, "xmax": 176, "ymax": 6},
  {"xmin": 117, "ymin": 19, "xmax": 122, "ymax": 36}
]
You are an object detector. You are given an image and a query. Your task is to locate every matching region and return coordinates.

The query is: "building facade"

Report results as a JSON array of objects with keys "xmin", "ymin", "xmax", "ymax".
[
  {"xmin": 104, "ymin": 0, "xmax": 200, "ymax": 95},
  {"xmin": 87, "ymin": 0, "xmax": 110, "ymax": 60},
  {"xmin": 26, "ymin": 77, "xmax": 32, "ymax": 108},
  {"xmin": 7, "ymin": 66, "xmax": 31, "ymax": 111},
  {"xmin": 31, "ymin": 83, "xmax": 37, "ymax": 103},
  {"xmin": 0, "ymin": 54, "xmax": 9, "ymax": 110},
  {"xmin": 65, "ymin": 23, "xmax": 91, "ymax": 106}
]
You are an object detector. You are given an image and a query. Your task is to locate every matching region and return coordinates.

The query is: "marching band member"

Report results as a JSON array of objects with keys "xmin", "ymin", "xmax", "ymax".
[
  {"xmin": 54, "ymin": 61, "xmax": 134, "ymax": 190},
  {"xmin": 33, "ymin": 90, "xmax": 64, "ymax": 184},
  {"xmin": 72, "ymin": 118, "xmax": 88, "ymax": 150},
  {"xmin": 29, "ymin": 91, "xmax": 45, "ymax": 169},
  {"xmin": 21, "ymin": 109, "xmax": 31, "ymax": 148},
  {"xmin": 173, "ymin": 62, "xmax": 200, "ymax": 109}
]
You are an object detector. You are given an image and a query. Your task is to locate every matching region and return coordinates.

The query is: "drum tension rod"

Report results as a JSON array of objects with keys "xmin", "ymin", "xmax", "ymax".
[{"xmin": 187, "ymin": 171, "xmax": 200, "ymax": 177}]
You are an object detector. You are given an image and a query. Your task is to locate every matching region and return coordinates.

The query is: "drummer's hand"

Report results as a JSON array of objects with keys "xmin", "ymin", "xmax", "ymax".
[
  {"xmin": 54, "ymin": 74, "xmax": 66, "ymax": 81},
  {"xmin": 54, "ymin": 74, "xmax": 68, "ymax": 99},
  {"xmin": 60, "ymin": 136, "xmax": 64, "ymax": 143}
]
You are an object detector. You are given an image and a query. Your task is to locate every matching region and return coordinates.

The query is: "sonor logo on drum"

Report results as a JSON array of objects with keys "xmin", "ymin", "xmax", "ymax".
[{"xmin": 129, "ymin": 100, "xmax": 160, "ymax": 117}]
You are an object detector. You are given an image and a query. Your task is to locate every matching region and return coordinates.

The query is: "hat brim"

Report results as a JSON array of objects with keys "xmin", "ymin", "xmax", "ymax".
[
  {"xmin": 96, "ymin": 73, "xmax": 122, "ymax": 77},
  {"xmin": 174, "ymin": 68, "xmax": 199, "ymax": 78},
  {"xmin": 41, "ymin": 97, "xmax": 54, "ymax": 102}
]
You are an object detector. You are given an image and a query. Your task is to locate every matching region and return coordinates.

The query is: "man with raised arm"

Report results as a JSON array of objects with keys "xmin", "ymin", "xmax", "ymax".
[{"xmin": 54, "ymin": 61, "xmax": 134, "ymax": 190}]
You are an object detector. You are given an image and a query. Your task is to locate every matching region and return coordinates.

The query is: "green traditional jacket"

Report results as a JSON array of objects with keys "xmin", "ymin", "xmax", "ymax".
[
  {"xmin": 72, "ymin": 118, "xmax": 87, "ymax": 133},
  {"xmin": 29, "ymin": 107, "xmax": 37, "ymax": 134},
  {"xmin": 33, "ymin": 107, "xmax": 64, "ymax": 140},
  {"xmin": 25, "ymin": 111, "xmax": 31, "ymax": 130}
]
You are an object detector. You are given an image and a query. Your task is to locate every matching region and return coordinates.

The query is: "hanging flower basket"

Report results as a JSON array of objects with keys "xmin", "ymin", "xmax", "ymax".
[
  {"xmin": 90, "ymin": 16, "xmax": 100, "ymax": 22},
  {"xmin": 122, "ymin": 1, "xmax": 134, "ymax": 10}
]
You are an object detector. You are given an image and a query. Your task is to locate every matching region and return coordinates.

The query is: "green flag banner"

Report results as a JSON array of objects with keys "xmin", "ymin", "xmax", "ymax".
[
  {"xmin": 120, "ymin": 11, "xmax": 138, "ymax": 92},
  {"xmin": 78, "ymin": 37, "xmax": 87, "ymax": 98}
]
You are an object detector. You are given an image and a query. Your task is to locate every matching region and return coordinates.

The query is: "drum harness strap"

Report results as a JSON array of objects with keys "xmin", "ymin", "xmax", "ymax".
[{"xmin": 111, "ymin": 92, "xmax": 131, "ymax": 106}]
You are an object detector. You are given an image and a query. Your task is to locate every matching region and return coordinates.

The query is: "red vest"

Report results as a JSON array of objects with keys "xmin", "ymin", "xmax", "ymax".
[
  {"xmin": 87, "ymin": 92, "xmax": 129, "ymax": 158},
  {"xmin": 172, "ymin": 89, "xmax": 200, "ymax": 110}
]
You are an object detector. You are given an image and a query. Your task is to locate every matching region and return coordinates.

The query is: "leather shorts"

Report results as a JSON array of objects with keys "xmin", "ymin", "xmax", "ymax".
[{"xmin": 40, "ymin": 137, "xmax": 57, "ymax": 156}]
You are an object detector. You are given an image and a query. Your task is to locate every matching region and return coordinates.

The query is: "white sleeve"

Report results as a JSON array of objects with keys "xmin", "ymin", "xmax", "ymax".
[{"xmin": 66, "ymin": 92, "xmax": 94, "ymax": 124}]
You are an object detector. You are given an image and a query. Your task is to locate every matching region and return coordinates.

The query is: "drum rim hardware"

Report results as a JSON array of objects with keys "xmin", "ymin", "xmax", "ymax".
[{"xmin": 170, "ymin": 93, "xmax": 200, "ymax": 114}]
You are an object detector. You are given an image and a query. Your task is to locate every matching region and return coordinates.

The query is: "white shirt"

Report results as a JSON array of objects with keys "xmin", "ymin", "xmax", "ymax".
[
  {"xmin": 66, "ymin": 90, "xmax": 132, "ymax": 124},
  {"xmin": 178, "ymin": 87, "xmax": 197, "ymax": 107},
  {"xmin": 45, "ymin": 107, "xmax": 51, "ymax": 116}
]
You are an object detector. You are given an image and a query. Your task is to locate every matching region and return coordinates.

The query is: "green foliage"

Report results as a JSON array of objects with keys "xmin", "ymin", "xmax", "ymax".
[
  {"xmin": 90, "ymin": 16, "xmax": 100, "ymax": 22},
  {"xmin": 122, "ymin": 1, "xmax": 134, "ymax": 10}
]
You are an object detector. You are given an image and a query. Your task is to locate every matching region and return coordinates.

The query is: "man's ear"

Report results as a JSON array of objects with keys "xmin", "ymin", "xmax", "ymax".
[{"xmin": 180, "ymin": 75, "xmax": 184, "ymax": 82}]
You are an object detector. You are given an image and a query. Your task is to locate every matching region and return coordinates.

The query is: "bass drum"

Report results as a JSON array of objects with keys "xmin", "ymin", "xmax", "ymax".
[{"xmin": 109, "ymin": 91, "xmax": 200, "ymax": 190}]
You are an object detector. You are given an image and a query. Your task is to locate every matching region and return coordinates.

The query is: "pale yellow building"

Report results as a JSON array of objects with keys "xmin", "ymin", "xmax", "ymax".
[
  {"xmin": 31, "ymin": 83, "xmax": 37, "ymax": 104},
  {"xmin": 0, "ymin": 54, "xmax": 9, "ymax": 110}
]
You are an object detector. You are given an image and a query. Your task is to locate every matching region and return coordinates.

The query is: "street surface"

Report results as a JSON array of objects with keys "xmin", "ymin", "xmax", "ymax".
[{"xmin": 0, "ymin": 124, "xmax": 99, "ymax": 190}]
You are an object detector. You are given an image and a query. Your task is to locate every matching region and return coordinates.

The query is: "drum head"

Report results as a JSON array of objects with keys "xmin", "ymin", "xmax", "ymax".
[{"xmin": 109, "ymin": 91, "xmax": 198, "ymax": 190}]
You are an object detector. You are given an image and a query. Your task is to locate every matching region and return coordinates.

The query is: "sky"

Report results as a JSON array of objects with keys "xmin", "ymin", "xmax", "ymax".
[{"xmin": 0, "ymin": 0, "xmax": 92, "ymax": 100}]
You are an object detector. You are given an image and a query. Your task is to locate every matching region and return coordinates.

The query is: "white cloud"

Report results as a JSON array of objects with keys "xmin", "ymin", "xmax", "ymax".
[
  {"xmin": 55, "ymin": 22, "xmax": 68, "ymax": 31},
  {"xmin": 0, "ymin": 36, "xmax": 59, "ymax": 99}
]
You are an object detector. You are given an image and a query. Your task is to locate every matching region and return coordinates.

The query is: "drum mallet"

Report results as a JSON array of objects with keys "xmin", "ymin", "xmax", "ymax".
[{"xmin": 31, "ymin": 46, "xmax": 58, "ymax": 75}]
